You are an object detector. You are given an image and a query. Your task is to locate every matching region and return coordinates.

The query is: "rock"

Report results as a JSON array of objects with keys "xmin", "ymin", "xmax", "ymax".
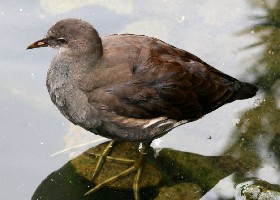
[
  {"xmin": 155, "ymin": 183, "xmax": 202, "ymax": 200},
  {"xmin": 236, "ymin": 179, "xmax": 280, "ymax": 200},
  {"xmin": 71, "ymin": 141, "xmax": 161, "ymax": 189}
]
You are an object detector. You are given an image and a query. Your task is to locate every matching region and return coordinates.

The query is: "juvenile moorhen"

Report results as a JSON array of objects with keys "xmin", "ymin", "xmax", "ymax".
[{"xmin": 27, "ymin": 18, "xmax": 258, "ymax": 200}]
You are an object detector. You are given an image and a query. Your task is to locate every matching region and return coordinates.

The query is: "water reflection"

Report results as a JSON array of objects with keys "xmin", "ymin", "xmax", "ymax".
[{"xmin": 223, "ymin": 0, "xmax": 280, "ymax": 198}]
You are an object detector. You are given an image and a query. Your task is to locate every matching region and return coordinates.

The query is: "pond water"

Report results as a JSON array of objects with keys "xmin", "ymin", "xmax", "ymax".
[{"xmin": 1, "ymin": 0, "xmax": 279, "ymax": 199}]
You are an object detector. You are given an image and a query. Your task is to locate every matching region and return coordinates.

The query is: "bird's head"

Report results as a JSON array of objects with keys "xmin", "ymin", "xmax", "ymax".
[{"xmin": 27, "ymin": 18, "xmax": 102, "ymax": 56}]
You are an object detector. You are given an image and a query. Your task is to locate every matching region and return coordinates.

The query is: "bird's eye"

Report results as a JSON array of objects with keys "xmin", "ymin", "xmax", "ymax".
[{"xmin": 57, "ymin": 38, "xmax": 66, "ymax": 44}]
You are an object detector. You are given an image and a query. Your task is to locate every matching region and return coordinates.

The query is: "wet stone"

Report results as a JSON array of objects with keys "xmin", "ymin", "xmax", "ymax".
[
  {"xmin": 155, "ymin": 183, "xmax": 202, "ymax": 200},
  {"xmin": 236, "ymin": 179, "xmax": 280, "ymax": 200},
  {"xmin": 156, "ymin": 148, "xmax": 239, "ymax": 192},
  {"xmin": 32, "ymin": 143, "xmax": 248, "ymax": 199},
  {"xmin": 70, "ymin": 141, "xmax": 161, "ymax": 189}
]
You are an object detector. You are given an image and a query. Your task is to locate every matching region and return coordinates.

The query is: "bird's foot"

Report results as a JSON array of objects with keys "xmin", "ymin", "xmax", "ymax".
[{"xmin": 84, "ymin": 140, "xmax": 151, "ymax": 200}]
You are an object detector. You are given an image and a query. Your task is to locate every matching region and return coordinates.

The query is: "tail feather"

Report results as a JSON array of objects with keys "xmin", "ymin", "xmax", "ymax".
[{"xmin": 235, "ymin": 82, "xmax": 258, "ymax": 100}]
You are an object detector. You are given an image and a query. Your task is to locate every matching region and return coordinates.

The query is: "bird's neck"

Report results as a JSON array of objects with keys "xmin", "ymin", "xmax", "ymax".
[{"xmin": 58, "ymin": 45, "xmax": 102, "ymax": 67}]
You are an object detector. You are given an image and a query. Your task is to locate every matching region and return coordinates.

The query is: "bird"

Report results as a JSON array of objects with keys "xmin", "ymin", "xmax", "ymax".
[{"xmin": 27, "ymin": 18, "xmax": 258, "ymax": 199}]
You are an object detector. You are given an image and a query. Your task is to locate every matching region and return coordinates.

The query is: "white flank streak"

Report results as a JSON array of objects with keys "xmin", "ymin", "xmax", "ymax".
[
  {"xmin": 157, "ymin": 121, "xmax": 173, "ymax": 127},
  {"xmin": 143, "ymin": 117, "xmax": 167, "ymax": 128}
]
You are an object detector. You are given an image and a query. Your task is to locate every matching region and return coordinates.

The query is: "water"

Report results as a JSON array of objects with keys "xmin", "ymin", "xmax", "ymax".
[{"xmin": 1, "ymin": 0, "xmax": 279, "ymax": 199}]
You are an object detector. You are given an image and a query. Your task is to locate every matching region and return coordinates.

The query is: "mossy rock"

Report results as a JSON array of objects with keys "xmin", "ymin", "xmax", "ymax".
[
  {"xmin": 236, "ymin": 179, "xmax": 280, "ymax": 200},
  {"xmin": 32, "ymin": 141, "xmax": 241, "ymax": 200},
  {"xmin": 71, "ymin": 141, "xmax": 161, "ymax": 189},
  {"xmin": 155, "ymin": 183, "xmax": 202, "ymax": 200}
]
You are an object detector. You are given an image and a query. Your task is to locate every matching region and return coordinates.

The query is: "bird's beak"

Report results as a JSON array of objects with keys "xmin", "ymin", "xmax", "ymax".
[{"xmin": 26, "ymin": 38, "xmax": 50, "ymax": 49}]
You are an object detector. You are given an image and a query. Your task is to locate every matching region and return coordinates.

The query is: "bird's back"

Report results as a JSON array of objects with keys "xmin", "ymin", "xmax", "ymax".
[{"xmin": 92, "ymin": 34, "xmax": 258, "ymax": 122}]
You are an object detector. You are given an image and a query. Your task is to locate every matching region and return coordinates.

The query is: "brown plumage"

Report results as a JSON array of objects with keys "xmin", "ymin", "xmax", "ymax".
[{"xmin": 27, "ymin": 18, "xmax": 258, "ymax": 142}]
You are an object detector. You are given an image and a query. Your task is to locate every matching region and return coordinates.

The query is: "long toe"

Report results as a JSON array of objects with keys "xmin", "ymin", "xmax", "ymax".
[
  {"xmin": 91, "ymin": 140, "xmax": 116, "ymax": 180},
  {"xmin": 83, "ymin": 142, "xmax": 157, "ymax": 200}
]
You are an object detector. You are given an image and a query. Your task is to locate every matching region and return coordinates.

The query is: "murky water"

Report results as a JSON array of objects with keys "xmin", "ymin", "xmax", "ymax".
[{"xmin": 1, "ymin": 0, "xmax": 279, "ymax": 199}]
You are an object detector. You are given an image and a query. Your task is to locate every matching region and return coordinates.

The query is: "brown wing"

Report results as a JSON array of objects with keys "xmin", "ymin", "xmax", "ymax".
[{"xmin": 87, "ymin": 34, "xmax": 257, "ymax": 122}]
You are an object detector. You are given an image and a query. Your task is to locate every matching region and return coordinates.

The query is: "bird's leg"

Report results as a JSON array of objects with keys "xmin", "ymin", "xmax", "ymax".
[
  {"xmin": 86, "ymin": 140, "xmax": 135, "ymax": 181},
  {"xmin": 91, "ymin": 140, "xmax": 115, "ymax": 180},
  {"xmin": 133, "ymin": 141, "xmax": 151, "ymax": 200},
  {"xmin": 84, "ymin": 141, "xmax": 152, "ymax": 200}
]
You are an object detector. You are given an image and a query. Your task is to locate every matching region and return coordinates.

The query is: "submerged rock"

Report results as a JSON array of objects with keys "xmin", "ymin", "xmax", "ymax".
[
  {"xmin": 32, "ymin": 141, "xmax": 249, "ymax": 199},
  {"xmin": 155, "ymin": 183, "xmax": 202, "ymax": 200},
  {"xmin": 236, "ymin": 179, "xmax": 280, "ymax": 200},
  {"xmin": 71, "ymin": 141, "xmax": 161, "ymax": 189}
]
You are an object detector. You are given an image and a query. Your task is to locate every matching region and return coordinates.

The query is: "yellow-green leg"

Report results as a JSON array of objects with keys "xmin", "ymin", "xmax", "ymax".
[
  {"xmin": 91, "ymin": 140, "xmax": 115, "ymax": 180},
  {"xmin": 84, "ymin": 141, "xmax": 151, "ymax": 200}
]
